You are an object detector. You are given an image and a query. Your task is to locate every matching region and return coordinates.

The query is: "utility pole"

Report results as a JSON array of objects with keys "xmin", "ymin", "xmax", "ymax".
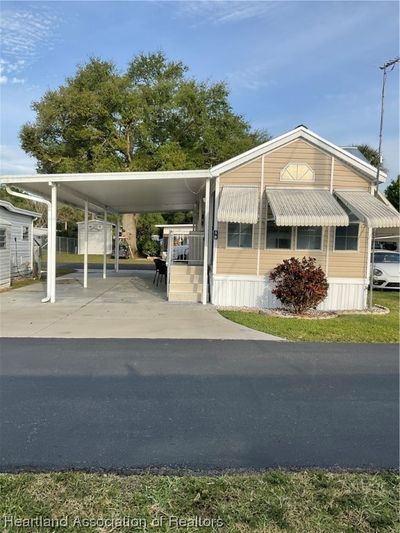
[{"xmin": 369, "ymin": 57, "xmax": 399, "ymax": 309}]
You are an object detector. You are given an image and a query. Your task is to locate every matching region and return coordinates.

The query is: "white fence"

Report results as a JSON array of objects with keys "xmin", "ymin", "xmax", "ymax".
[{"xmin": 166, "ymin": 232, "xmax": 204, "ymax": 264}]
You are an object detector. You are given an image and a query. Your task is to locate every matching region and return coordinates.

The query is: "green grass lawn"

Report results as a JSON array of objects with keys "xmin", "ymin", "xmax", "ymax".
[
  {"xmin": 2, "ymin": 268, "xmax": 76, "ymax": 292},
  {"xmin": 0, "ymin": 471, "xmax": 398, "ymax": 532},
  {"xmin": 219, "ymin": 291, "xmax": 399, "ymax": 343},
  {"xmin": 52, "ymin": 252, "xmax": 150, "ymax": 265}
]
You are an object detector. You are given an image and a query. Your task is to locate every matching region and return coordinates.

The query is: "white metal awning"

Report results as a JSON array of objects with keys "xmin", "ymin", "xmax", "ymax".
[
  {"xmin": 217, "ymin": 186, "xmax": 259, "ymax": 224},
  {"xmin": 335, "ymin": 191, "xmax": 400, "ymax": 228},
  {"xmin": 266, "ymin": 189, "xmax": 349, "ymax": 226}
]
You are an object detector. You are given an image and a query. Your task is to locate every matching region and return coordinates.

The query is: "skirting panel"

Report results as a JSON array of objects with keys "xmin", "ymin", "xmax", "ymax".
[{"xmin": 211, "ymin": 276, "xmax": 368, "ymax": 311}]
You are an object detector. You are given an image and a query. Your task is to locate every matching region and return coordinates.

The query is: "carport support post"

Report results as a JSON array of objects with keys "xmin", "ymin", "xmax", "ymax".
[
  {"xmin": 115, "ymin": 218, "xmax": 120, "ymax": 272},
  {"xmin": 83, "ymin": 201, "xmax": 88, "ymax": 288},
  {"xmin": 202, "ymin": 177, "xmax": 210, "ymax": 304},
  {"xmin": 103, "ymin": 209, "xmax": 107, "ymax": 279},
  {"xmin": 50, "ymin": 183, "xmax": 57, "ymax": 303}
]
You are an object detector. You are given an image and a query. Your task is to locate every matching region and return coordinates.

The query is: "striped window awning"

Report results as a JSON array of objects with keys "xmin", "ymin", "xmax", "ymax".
[
  {"xmin": 335, "ymin": 191, "xmax": 400, "ymax": 228},
  {"xmin": 217, "ymin": 186, "xmax": 259, "ymax": 224},
  {"xmin": 266, "ymin": 189, "xmax": 349, "ymax": 226}
]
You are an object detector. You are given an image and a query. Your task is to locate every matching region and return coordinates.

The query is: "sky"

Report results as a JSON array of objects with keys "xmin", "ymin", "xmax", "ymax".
[{"xmin": 1, "ymin": 0, "xmax": 399, "ymax": 182}]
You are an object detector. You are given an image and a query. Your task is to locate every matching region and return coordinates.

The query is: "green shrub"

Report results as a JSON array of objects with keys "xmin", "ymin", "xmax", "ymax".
[{"xmin": 138, "ymin": 237, "xmax": 160, "ymax": 257}]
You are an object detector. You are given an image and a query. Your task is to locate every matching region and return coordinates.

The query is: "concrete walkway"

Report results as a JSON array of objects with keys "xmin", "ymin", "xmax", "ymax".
[{"xmin": 0, "ymin": 270, "xmax": 281, "ymax": 340}]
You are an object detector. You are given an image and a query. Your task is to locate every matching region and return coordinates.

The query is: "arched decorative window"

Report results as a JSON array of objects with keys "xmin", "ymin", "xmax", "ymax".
[{"xmin": 280, "ymin": 163, "xmax": 315, "ymax": 182}]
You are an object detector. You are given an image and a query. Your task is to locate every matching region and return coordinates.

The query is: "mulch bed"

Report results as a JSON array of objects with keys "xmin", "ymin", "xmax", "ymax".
[{"xmin": 218, "ymin": 305, "xmax": 390, "ymax": 320}]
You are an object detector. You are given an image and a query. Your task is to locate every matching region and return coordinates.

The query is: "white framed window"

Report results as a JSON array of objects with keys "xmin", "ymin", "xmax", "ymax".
[
  {"xmin": 227, "ymin": 223, "xmax": 253, "ymax": 248},
  {"xmin": 266, "ymin": 219, "xmax": 292, "ymax": 249},
  {"xmin": 296, "ymin": 226, "xmax": 323, "ymax": 250},
  {"xmin": 0, "ymin": 227, "xmax": 7, "ymax": 249},
  {"xmin": 334, "ymin": 223, "xmax": 359, "ymax": 251},
  {"xmin": 22, "ymin": 226, "xmax": 29, "ymax": 241}
]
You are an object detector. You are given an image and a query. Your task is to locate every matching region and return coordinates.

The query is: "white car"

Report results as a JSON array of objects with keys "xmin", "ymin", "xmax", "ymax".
[{"xmin": 372, "ymin": 251, "xmax": 400, "ymax": 290}]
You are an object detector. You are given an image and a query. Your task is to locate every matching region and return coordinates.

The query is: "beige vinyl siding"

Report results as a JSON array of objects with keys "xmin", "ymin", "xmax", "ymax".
[
  {"xmin": 263, "ymin": 139, "xmax": 331, "ymax": 188},
  {"xmin": 333, "ymin": 160, "xmax": 370, "ymax": 190},
  {"xmin": 217, "ymin": 206, "xmax": 368, "ymax": 279},
  {"xmin": 217, "ymin": 221, "xmax": 258, "ymax": 275},
  {"xmin": 216, "ymin": 139, "xmax": 371, "ymax": 278},
  {"xmin": 220, "ymin": 157, "xmax": 262, "ymax": 186},
  {"xmin": 328, "ymin": 225, "xmax": 368, "ymax": 278}
]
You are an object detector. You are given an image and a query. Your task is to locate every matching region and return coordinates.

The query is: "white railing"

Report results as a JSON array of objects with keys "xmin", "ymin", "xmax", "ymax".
[{"xmin": 166, "ymin": 232, "xmax": 204, "ymax": 264}]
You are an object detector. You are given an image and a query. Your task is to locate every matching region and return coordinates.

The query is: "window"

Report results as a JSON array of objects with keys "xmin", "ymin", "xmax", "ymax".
[
  {"xmin": 0, "ymin": 228, "xmax": 7, "ymax": 249},
  {"xmin": 335, "ymin": 223, "xmax": 359, "ymax": 251},
  {"xmin": 374, "ymin": 252, "xmax": 399, "ymax": 263},
  {"xmin": 266, "ymin": 220, "xmax": 292, "ymax": 249},
  {"xmin": 280, "ymin": 163, "xmax": 315, "ymax": 182},
  {"xmin": 227, "ymin": 223, "xmax": 253, "ymax": 248},
  {"xmin": 296, "ymin": 227, "xmax": 322, "ymax": 250},
  {"xmin": 22, "ymin": 226, "xmax": 29, "ymax": 241}
]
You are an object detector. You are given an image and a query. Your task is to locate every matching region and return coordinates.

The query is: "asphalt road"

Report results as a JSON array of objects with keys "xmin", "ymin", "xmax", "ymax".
[{"xmin": 0, "ymin": 339, "xmax": 398, "ymax": 472}]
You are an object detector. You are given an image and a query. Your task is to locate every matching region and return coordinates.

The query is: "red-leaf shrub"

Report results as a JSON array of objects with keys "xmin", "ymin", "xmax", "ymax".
[{"xmin": 269, "ymin": 257, "xmax": 329, "ymax": 314}]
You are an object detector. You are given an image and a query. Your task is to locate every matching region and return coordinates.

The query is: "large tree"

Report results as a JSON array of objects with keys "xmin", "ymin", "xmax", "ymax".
[
  {"xmin": 356, "ymin": 144, "xmax": 381, "ymax": 168},
  {"xmin": 385, "ymin": 176, "xmax": 399, "ymax": 211},
  {"xmin": 20, "ymin": 52, "xmax": 269, "ymax": 254}
]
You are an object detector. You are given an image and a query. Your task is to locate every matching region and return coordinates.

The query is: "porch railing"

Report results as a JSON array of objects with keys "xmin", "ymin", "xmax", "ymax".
[{"xmin": 166, "ymin": 231, "xmax": 204, "ymax": 265}]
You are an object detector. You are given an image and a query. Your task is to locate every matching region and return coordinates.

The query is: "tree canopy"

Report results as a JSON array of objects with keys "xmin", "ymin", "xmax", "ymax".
[
  {"xmin": 385, "ymin": 176, "xmax": 399, "ymax": 211},
  {"xmin": 20, "ymin": 52, "xmax": 270, "ymax": 254},
  {"xmin": 21, "ymin": 52, "xmax": 269, "ymax": 173},
  {"xmin": 356, "ymin": 144, "xmax": 381, "ymax": 170}
]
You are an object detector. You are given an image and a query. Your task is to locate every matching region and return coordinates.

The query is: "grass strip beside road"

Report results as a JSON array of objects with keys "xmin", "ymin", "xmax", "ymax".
[
  {"xmin": 219, "ymin": 291, "xmax": 400, "ymax": 343},
  {"xmin": 0, "ymin": 471, "xmax": 398, "ymax": 532}
]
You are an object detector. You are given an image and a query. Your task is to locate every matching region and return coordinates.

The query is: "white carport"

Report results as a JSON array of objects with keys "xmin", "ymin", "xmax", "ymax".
[{"xmin": 1, "ymin": 170, "xmax": 211, "ymax": 304}]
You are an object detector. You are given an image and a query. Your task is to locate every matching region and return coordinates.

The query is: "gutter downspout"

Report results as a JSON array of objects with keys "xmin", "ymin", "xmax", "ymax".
[{"xmin": 6, "ymin": 186, "xmax": 52, "ymax": 303}]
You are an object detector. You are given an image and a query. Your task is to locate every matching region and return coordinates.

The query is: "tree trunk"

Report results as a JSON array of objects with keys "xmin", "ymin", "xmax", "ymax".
[{"xmin": 122, "ymin": 213, "xmax": 139, "ymax": 257}]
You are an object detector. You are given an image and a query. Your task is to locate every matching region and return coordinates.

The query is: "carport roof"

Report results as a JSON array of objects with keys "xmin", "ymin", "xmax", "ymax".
[{"xmin": 0, "ymin": 170, "xmax": 210, "ymax": 214}]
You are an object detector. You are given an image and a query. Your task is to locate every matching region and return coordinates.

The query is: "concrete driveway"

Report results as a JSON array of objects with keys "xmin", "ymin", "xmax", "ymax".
[{"xmin": 0, "ymin": 270, "xmax": 280, "ymax": 340}]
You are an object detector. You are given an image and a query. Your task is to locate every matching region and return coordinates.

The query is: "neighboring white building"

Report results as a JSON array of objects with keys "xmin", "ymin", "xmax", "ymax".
[
  {"xmin": 0, "ymin": 200, "xmax": 40, "ymax": 287},
  {"xmin": 155, "ymin": 224, "xmax": 194, "ymax": 238},
  {"xmin": 0, "ymin": 217, "xmax": 12, "ymax": 288},
  {"xmin": 77, "ymin": 219, "xmax": 113, "ymax": 254}
]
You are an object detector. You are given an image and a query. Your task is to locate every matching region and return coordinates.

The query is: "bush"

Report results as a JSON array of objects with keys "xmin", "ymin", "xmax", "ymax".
[
  {"xmin": 269, "ymin": 257, "xmax": 329, "ymax": 314},
  {"xmin": 138, "ymin": 237, "xmax": 160, "ymax": 257}
]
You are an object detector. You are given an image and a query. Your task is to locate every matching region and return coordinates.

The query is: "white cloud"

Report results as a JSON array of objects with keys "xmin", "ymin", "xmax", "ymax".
[
  {"xmin": 226, "ymin": 65, "xmax": 275, "ymax": 91},
  {"xmin": 0, "ymin": 7, "xmax": 59, "ymax": 84},
  {"xmin": 0, "ymin": 145, "xmax": 37, "ymax": 175},
  {"xmin": 0, "ymin": 75, "xmax": 7, "ymax": 84},
  {"xmin": 175, "ymin": 0, "xmax": 279, "ymax": 25}
]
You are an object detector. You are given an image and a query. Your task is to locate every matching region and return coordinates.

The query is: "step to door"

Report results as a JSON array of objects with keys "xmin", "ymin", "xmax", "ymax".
[
  {"xmin": 169, "ymin": 282, "xmax": 203, "ymax": 293},
  {"xmin": 170, "ymin": 265, "xmax": 203, "ymax": 276},
  {"xmin": 170, "ymin": 274, "xmax": 202, "ymax": 283},
  {"xmin": 168, "ymin": 291, "xmax": 202, "ymax": 303}
]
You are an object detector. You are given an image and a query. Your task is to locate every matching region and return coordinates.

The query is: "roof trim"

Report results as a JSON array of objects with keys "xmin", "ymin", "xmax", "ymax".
[
  {"xmin": 210, "ymin": 126, "xmax": 385, "ymax": 182},
  {"xmin": 0, "ymin": 200, "xmax": 40, "ymax": 218},
  {"xmin": 0, "ymin": 169, "xmax": 211, "ymax": 185}
]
